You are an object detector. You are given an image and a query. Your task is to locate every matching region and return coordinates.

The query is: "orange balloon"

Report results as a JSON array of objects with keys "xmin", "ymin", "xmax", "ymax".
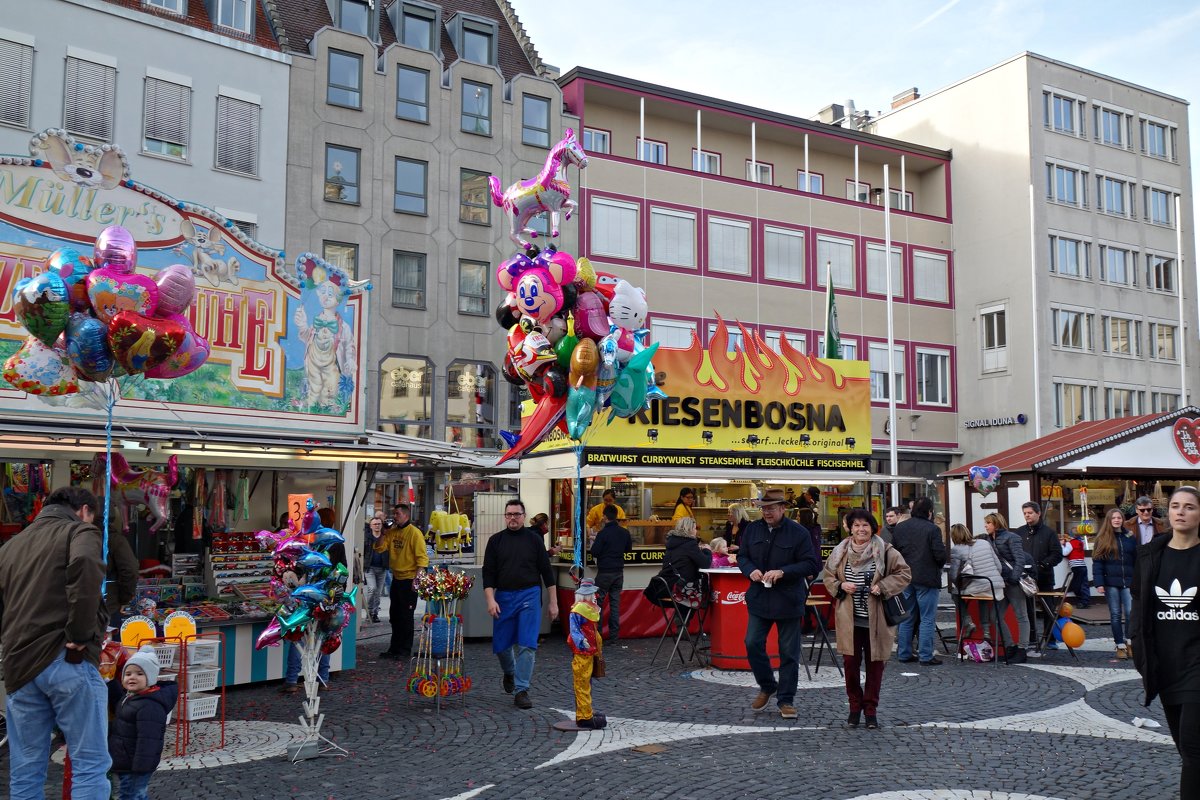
[
  {"xmin": 1060, "ymin": 620, "xmax": 1085, "ymax": 649},
  {"xmin": 568, "ymin": 338, "xmax": 599, "ymax": 389},
  {"xmin": 1059, "ymin": 602, "xmax": 1074, "ymax": 618}
]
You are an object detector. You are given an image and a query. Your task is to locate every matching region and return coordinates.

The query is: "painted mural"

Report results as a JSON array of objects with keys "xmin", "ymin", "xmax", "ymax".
[{"xmin": 0, "ymin": 130, "xmax": 368, "ymax": 431}]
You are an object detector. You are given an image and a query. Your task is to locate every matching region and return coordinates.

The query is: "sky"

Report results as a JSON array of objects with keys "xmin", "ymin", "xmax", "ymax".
[{"xmin": 513, "ymin": 0, "xmax": 1200, "ymax": 227}]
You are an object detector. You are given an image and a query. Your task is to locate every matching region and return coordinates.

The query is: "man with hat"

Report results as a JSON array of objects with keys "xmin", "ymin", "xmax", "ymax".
[
  {"xmin": 738, "ymin": 488, "xmax": 821, "ymax": 720},
  {"xmin": 567, "ymin": 578, "xmax": 606, "ymax": 729}
]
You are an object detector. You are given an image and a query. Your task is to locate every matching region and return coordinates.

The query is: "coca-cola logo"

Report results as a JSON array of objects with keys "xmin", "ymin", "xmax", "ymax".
[{"xmin": 721, "ymin": 591, "xmax": 746, "ymax": 605}]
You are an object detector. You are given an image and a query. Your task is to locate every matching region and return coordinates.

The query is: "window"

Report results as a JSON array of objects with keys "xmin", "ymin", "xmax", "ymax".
[
  {"xmin": 1145, "ymin": 187, "xmax": 1173, "ymax": 225},
  {"xmin": 867, "ymin": 243, "xmax": 903, "ymax": 297},
  {"xmin": 1103, "ymin": 316, "xmax": 1138, "ymax": 356},
  {"xmin": 507, "ymin": 383, "xmax": 529, "ymax": 430},
  {"xmin": 446, "ymin": 361, "xmax": 496, "ymax": 448},
  {"xmin": 215, "ymin": 93, "xmax": 259, "ymax": 175},
  {"xmin": 379, "ymin": 355, "xmax": 433, "ymax": 438},
  {"xmin": 582, "ymin": 127, "xmax": 609, "ymax": 154},
  {"xmin": 1151, "ymin": 323, "xmax": 1177, "ymax": 361},
  {"xmin": 649, "ymin": 208, "xmax": 695, "ymax": 268},
  {"xmin": 460, "ymin": 169, "xmax": 490, "ymax": 224},
  {"xmin": 869, "ymin": 343, "xmax": 905, "ymax": 402},
  {"xmin": 1054, "ymin": 382, "xmax": 1095, "ymax": 427},
  {"xmin": 458, "ymin": 260, "xmax": 488, "ymax": 315},
  {"xmin": 590, "ymin": 197, "xmax": 638, "ymax": 259},
  {"xmin": 816, "ymin": 234, "xmax": 855, "ymax": 290},
  {"xmin": 707, "ymin": 323, "xmax": 744, "ymax": 353},
  {"xmin": 1153, "ymin": 392, "xmax": 1181, "ymax": 413},
  {"xmin": 324, "ymin": 144, "xmax": 360, "ymax": 204},
  {"xmin": 816, "ymin": 335, "xmax": 856, "ymax": 361},
  {"xmin": 912, "ymin": 251, "xmax": 948, "ymax": 302},
  {"xmin": 399, "ymin": 3, "xmax": 436, "ymax": 50},
  {"xmin": 1049, "ymin": 235, "xmax": 1088, "ymax": 278},
  {"xmin": 707, "ymin": 217, "xmax": 749, "ymax": 274},
  {"xmin": 764, "ymin": 330, "xmax": 806, "ymax": 353},
  {"xmin": 327, "ymin": 50, "xmax": 362, "ymax": 109},
  {"xmin": 1046, "ymin": 163, "xmax": 1086, "ymax": 206},
  {"xmin": 229, "ymin": 218, "xmax": 257, "ymax": 239},
  {"xmin": 1098, "ymin": 176, "xmax": 1131, "ymax": 216},
  {"xmin": 1044, "ymin": 91, "xmax": 1082, "ymax": 135},
  {"xmin": 845, "ymin": 180, "xmax": 870, "ymax": 203},
  {"xmin": 693, "ymin": 149, "xmax": 720, "ymax": 174},
  {"xmin": 637, "ymin": 137, "xmax": 666, "ymax": 164},
  {"xmin": 764, "ymin": 226, "xmax": 804, "ymax": 283},
  {"xmin": 651, "ymin": 319, "xmax": 697, "ymax": 349},
  {"xmin": 746, "ymin": 161, "xmax": 772, "ymax": 183},
  {"xmin": 1106, "ymin": 387, "xmax": 1141, "ymax": 418},
  {"xmin": 797, "ymin": 172, "xmax": 823, "ymax": 194},
  {"xmin": 1147, "ymin": 254, "xmax": 1175, "ymax": 293},
  {"xmin": 64, "ymin": 56, "xmax": 116, "ymax": 141},
  {"xmin": 1052, "ymin": 308, "xmax": 1092, "ymax": 351},
  {"xmin": 889, "ymin": 189, "xmax": 913, "ymax": 211},
  {"xmin": 460, "ymin": 20, "xmax": 495, "ymax": 65},
  {"xmin": 1096, "ymin": 107, "xmax": 1125, "ymax": 147},
  {"xmin": 0, "ymin": 38, "xmax": 34, "ymax": 128},
  {"xmin": 215, "ymin": 0, "xmax": 251, "ymax": 32},
  {"xmin": 1143, "ymin": 119, "xmax": 1171, "ymax": 158},
  {"xmin": 336, "ymin": 0, "xmax": 370, "ymax": 35},
  {"xmin": 392, "ymin": 251, "xmax": 425, "ymax": 308},
  {"xmin": 393, "ymin": 157, "xmax": 427, "ymax": 215},
  {"xmin": 981, "ymin": 306, "xmax": 1007, "ymax": 372},
  {"xmin": 145, "ymin": 0, "xmax": 183, "ymax": 10},
  {"xmin": 916, "ymin": 349, "xmax": 950, "ymax": 406},
  {"xmin": 322, "ymin": 241, "xmax": 357, "ymax": 279},
  {"xmin": 142, "ymin": 76, "xmax": 190, "ymax": 159},
  {"xmin": 461, "ymin": 80, "xmax": 491, "ymax": 135},
  {"xmin": 396, "ymin": 65, "xmax": 428, "ymax": 122},
  {"xmin": 1100, "ymin": 244, "xmax": 1133, "ymax": 285},
  {"xmin": 522, "ymin": 95, "xmax": 551, "ymax": 147},
  {"xmin": 527, "ymin": 212, "xmax": 550, "ymax": 237}
]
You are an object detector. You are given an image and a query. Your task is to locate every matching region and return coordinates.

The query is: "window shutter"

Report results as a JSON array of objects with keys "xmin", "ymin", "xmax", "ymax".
[
  {"xmin": 63, "ymin": 57, "xmax": 117, "ymax": 141},
  {"xmin": 143, "ymin": 77, "xmax": 191, "ymax": 151},
  {"xmin": 0, "ymin": 39, "xmax": 33, "ymax": 128},
  {"xmin": 215, "ymin": 94, "xmax": 259, "ymax": 175}
]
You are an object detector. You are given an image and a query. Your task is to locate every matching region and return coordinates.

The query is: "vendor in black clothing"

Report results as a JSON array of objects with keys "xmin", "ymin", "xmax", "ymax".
[
  {"xmin": 1133, "ymin": 485, "xmax": 1200, "ymax": 799},
  {"xmin": 590, "ymin": 505, "xmax": 632, "ymax": 643}
]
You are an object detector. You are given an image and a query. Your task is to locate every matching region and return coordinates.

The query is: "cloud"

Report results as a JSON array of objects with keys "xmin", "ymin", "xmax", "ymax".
[
  {"xmin": 1075, "ymin": 6, "xmax": 1200, "ymax": 66},
  {"xmin": 911, "ymin": 0, "xmax": 961, "ymax": 32}
]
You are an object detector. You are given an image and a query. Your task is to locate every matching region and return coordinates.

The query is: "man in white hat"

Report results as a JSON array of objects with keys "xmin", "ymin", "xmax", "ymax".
[{"xmin": 738, "ymin": 487, "xmax": 821, "ymax": 720}]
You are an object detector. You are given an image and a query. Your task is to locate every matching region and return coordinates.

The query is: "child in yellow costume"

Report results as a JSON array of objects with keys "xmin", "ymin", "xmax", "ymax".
[{"xmin": 568, "ymin": 579, "xmax": 607, "ymax": 729}]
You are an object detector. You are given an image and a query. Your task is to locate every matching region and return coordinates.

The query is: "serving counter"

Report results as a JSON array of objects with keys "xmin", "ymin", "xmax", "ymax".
[{"xmin": 552, "ymin": 546, "xmax": 673, "ymax": 638}]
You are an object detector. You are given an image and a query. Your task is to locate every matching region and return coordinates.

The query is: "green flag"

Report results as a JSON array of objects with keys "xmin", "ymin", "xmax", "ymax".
[{"xmin": 823, "ymin": 262, "xmax": 841, "ymax": 359}]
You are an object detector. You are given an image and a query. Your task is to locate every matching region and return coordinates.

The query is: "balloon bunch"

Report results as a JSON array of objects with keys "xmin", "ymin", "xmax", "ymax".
[
  {"xmin": 3, "ymin": 224, "xmax": 210, "ymax": 398},
  {"xmin": 254, "ymin": 499, "xmax": 357, "ymax": 656},
  {"xmin": 414, "ymin": 565, "xmax": 475, "ymax": 602},
  {"xmin": 1052, "ymin": 602, "xmax": 1086, "ymax": 649}
]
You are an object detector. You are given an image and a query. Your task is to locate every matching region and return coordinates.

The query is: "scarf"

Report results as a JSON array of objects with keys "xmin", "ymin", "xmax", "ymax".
[{"xmin": 831, "ymin": 533, "xmax": 886, "ymax": 575}]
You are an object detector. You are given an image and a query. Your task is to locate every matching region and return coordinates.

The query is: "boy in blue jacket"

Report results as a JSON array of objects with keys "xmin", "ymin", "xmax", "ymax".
[{"xmin": 108, "ymin": 645, "xmax": 179, "ymax": 800}]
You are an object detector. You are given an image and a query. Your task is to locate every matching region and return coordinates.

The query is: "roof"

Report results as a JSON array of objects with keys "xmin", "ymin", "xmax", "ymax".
[
  {"xmin": 945, "ymin": 408, "xmax": 1200, "ymax": 477},
  {"xmin": 270, "ymin": 0, "xmax": 544, "ymax": 81},
  {"xmin": 99, "ymin": 0, "xmax": 283, "ymax": 51}
]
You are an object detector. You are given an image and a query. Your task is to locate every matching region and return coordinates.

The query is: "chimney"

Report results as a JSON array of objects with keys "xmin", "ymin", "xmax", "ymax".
[{"xmin": 891, "ymin": 87, "xmax": 920, "ymax": 109}]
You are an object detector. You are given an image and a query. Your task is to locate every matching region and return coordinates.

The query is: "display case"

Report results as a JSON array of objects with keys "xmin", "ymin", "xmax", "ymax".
[{"xmin": 206, "ymin": 532, "xmax": 273, "ymax": 601}]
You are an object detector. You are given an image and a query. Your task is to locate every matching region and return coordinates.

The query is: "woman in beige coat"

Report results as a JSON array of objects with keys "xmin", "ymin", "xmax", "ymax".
[{"xmin": 823, "ymin": 508, "xmax": 912, "ymax": 729}]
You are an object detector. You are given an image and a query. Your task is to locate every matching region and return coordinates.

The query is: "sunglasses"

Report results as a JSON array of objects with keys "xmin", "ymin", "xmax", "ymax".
[{"xmin": 1138, "ymin": 508, "xmax": 1153, "ymax": 513}]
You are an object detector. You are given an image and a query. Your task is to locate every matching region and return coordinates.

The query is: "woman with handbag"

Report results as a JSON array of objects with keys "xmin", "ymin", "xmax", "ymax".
[
  {"xmin": 949, "ymin": 523, "xmax": 1008, "ymax": 658},
  {"xmin": 1093, "ymin": 507, "xmax": 1136, "ymax": 659},
  {"xmin": 823, "ymin": 509, "xmax": 911, "ymax": 730},
  {"xmin": 985, "ymin": 513, "xmax": 1032, "ymax": 664}
]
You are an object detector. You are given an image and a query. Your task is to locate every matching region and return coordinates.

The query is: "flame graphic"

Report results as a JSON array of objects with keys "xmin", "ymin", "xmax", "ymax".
[{"xmin": 687, "ymin": 313, "xmax": 857, "ymax": 397}]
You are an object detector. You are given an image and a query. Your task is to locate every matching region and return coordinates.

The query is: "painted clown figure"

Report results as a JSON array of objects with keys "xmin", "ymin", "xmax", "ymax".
[
  {"xmin": 294, "ymin": 254, "xmax": 368, "ymax": 409},
  {"xmin": 568, "ymin": 579, "xmax": 606, "ymax": 729}
]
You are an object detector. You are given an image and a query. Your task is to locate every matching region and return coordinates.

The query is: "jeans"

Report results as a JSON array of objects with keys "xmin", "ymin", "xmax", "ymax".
[
  {"xmin": 1163, "ymin": 702, "xmax": 1200, "ymax": 799},
  {"xmin": 896, "ymin": 585, "xmax": 941, "ymax": 662},
  {"xmin": 744, "ymin": 614, "xmax": 802, "ymax": 706},
  {"xmin": 388, "ymin": 578, "xmax": 419, "ymax": 657},
  {"xmin": 365, "ymin": 566, "xmax": 388, "ymax": 616},
  {"xmin": 117, "ymin": 772, "xmax": 152, "ymax": 800},
  {"xmin": 594, "ymin": 570, "xmax": 624, "ymax": 639},
  {"xmin": 1105, "ymin": 586, "xmax": 1133, "ymax": 643},
  {"xmin": 844, "ymin": 624, "xmax": 886, "ymax": 716},
  {"xmin": 285, "ymin": 641, "xmax": 330, "ymax": 685},
  {"xmin": 7, "ymin": 650, "xmax": 111, "ymax": 800},
  {"xmin": 999, "ymin": 583, "xmax": 1030, "ymax": 646},
  {"xmin": 496, "ymin": 645, "xmax": 537, "ymax": 693},
  {"xmin": 1069, "ymin": 565, "xmax": 1091, "ymax": 606}
]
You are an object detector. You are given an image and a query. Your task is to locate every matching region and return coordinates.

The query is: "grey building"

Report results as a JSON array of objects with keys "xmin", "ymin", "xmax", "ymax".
[{"xmin": 873, "ymin": 52, "xmax": 1195, "ymax": 465}]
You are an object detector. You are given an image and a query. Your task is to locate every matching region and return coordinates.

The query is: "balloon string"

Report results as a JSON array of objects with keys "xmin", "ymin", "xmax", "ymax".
[
  {"xmin": 101, "ymin": 385, "xmax": 116, "ymax": 601},
  {"xmin": 573, "ymin": 443, "xmax": 584, "ymax": 571}
]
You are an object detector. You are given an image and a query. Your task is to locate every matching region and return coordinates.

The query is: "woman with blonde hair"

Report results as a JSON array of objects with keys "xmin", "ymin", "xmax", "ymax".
[
  {"xmin": 1093, "ymin": 506, "xmax": 1136, "ymax": 659},
  {"xmin": 725, "ymin": 503, "xmax": 750, "ymax": 550},
  {"xmin": 984, "ymin": 511, "xmax": 1031, "ymax": 663},
  {"xmin": 645, "ymin": 515, "xmax": 709, "ymax": 607},
  {"xmin": 949, "ymin": 522, "xmax": 1006, "ymax": 655}
]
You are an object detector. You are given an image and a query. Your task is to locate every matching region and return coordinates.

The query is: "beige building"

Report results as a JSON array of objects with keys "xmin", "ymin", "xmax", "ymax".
[
  {"xmin": 558, "ymin": 69, "xmax": 960, "ymax": 480},
  {"xmin": 873, "ymin": 52, "xmax": 1195, "ymax": 466}
]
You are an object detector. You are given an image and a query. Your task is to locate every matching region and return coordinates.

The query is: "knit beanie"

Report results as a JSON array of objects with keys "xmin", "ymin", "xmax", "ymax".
[{"xmin": 124, "ymin": 644, "xmax": 160, "ymax": 685}]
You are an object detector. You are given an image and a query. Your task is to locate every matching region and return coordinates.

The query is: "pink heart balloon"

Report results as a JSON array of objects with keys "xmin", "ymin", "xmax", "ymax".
[
  {"xmin": 94, "ymin": 225, "xmax": 137, "ymax": 274},
  {"xmin": 154, "ymin": 264, "xmax": 196, "ymax": 315},
  {"xmin": 572, "ymin": 290, "xmax": 610, "ymax": 340},
  {"xmin": 144, "ymin": 313, "xmax": 210, "ymax": 379},
  {"xmin": 86, "ymin": 268, "xmax": 158, "ymax": 324}
]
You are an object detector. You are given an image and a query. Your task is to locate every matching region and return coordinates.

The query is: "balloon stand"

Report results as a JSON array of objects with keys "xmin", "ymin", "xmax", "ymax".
[
  {"xmin": 407, "ymin": 583, "xmax": 473, "ymax": 714},
  {"xmin": 287, "ymin": 622, "xmax": 347, "ymax": 762}
]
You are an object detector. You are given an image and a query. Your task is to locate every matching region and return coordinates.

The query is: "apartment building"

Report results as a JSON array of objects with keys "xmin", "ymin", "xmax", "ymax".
[
  {"xmin": 271, "ymin": 0, "xmax": 577, "ymax": 457},
  {"xmin": 558, "ymin": 68, "xmax": 959, "ymax": 480},
  {"xmin": 0, "ymin": 0, "xmax": 290, "ymax": 244},
  {"xmin": 873, "ymin": 52, "xmax": 1195, "ymax": 466}
]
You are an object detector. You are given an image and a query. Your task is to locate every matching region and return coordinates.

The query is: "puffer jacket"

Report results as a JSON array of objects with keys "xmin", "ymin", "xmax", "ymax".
[
  {"xmin": 663, "ymin": 533, "xmax": 709, "ymax": 587},
  {"xmin": 737, "ymin": 517, "xmax": 820, "ymax": 620},
  {"xmin": 108, "ymin": 680, "xmax": 180, "ymax": 773},
  {"xmin": 1093, "ymin": 530, "xmax": 1137, "ymax": 588},
  {"xmin": 950, "ymin": 537, "xmax": 1004, "ymax": 599}
]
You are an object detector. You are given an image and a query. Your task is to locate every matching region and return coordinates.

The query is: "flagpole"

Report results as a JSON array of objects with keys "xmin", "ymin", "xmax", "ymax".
[{"xmin": 884, "ymin": 165, "xmax": 899, "ymax": 506}]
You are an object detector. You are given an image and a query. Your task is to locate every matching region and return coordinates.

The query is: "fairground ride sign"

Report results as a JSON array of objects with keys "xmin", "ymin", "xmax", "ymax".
[{"xmin": 0, "ymin": 130, "xmax": 368, "ymax": 432}]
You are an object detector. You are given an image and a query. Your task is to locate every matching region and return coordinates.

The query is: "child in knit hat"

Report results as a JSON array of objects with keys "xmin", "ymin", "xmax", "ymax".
[{"xmin": 107, "ymin": 645, "xmax": 179, "ymax": 800}]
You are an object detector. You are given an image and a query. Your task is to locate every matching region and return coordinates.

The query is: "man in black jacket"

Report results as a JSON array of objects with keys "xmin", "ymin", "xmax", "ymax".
[
  {"xmin": 590, "ymin": 504, "xmax": 632, "ymax": 644},
  {"xmin": 892, "ymin": 497, "xmax": 947, "ymax": 666},
  {"xmin": 1017, "ymin": 501, "xmax": 1063, "ymax": 648}
]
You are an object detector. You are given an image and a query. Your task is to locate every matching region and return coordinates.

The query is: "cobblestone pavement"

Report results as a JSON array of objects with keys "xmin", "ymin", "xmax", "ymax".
[{"xmin": 2, "ymin": 618, "xmax": 1179, "ymax": 799}]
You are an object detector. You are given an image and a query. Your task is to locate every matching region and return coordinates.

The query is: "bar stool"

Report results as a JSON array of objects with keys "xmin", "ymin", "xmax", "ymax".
[
  {"xmin": 956, "ymin": 574, "xmax": 1001, "ymax": 668},
  {"xmin": 649, "ymin": 576, "xmax": 705, "ymax": 667},
  {"xmin": 1035, "ymin": 572, "xmax": 1079, "ymax": 661},
  {"xmin": 803, "ymin": 578, "xmax": 841, "ymax": 677}
]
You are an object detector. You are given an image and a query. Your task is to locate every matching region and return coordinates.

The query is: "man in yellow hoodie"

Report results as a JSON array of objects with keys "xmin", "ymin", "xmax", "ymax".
[{"xmin": 375, "ymin": 502, "xmax": 428, "ymax": 660}]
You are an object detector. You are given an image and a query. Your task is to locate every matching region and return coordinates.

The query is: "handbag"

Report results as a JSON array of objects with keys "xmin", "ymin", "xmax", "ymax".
[
  {"xmin": 1018, "ymin": 575, "xmax": 1038, "ymax": 597},
  {"xmin": 879, "ymin": 545, "xmax": 914, "ymax": 626},
  {"xmin": 592, "ymin": 653, "xmax": 606, "ymax": 678}
]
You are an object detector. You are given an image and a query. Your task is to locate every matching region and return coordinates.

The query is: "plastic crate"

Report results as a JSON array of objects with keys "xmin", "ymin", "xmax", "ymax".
[
  {"xmin": 186, "ymin": 640, "xmax": 220, "ymax": 666},
  {"xmin": 182, "ymin": 692, "xmax": 219, "ymax": 721},
  {"xmin": 174, "ymin": 667, "xmax": 219, "ymax": 693},
  {"xmin": 124, "ymin": 643, "xmax": 178, "ymax": 670}
]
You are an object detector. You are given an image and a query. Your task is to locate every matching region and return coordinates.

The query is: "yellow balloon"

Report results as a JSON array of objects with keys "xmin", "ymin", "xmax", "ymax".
[
  {"xmin": 1059, "ymin": 602, "xmax": 1074, "ymax": 618},
  {"xmin": 1061, "ymin": 620, "xmax": 1086, "ymax": 649}
]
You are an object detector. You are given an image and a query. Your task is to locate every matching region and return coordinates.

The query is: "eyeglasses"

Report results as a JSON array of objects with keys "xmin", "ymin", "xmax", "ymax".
[
  {"xmin": 504, "ymin": 512, "xmax": 525, "ymax": 518},
  {"xmin": 1138, "ymin": 508, "xmax": 1153, "ymax": 513}
]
